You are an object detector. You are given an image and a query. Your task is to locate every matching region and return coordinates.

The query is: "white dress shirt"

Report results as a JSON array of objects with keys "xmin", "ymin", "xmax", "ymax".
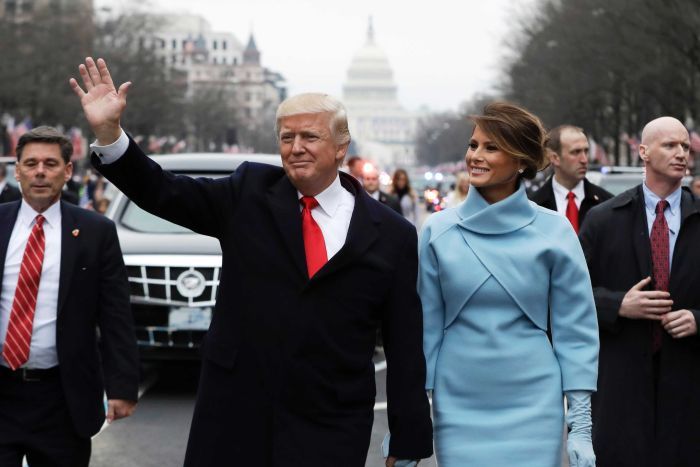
[
  {"xmin": 92, "ymin": 129, "xmax": 356, "ymax": 259},
  {"xmin": 0, "ymin": 180, "xmax": 7, "ymax": 193},
  {"xmin": 298, "ymin": 176, "xmax": 355, "ymax": 260},
  {"xmin": 1, "ymin": 200, "xmax": 62, "ymax": 368},
  {"xmin": 552, "ymin": 176, "xmax": 585, "ymax": 216}
]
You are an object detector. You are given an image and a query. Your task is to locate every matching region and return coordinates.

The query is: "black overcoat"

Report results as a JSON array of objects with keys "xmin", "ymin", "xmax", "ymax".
[
  {"xmin": 579, "ymin": 185, "xmax": 700, "ymax": 467},
  {"xmin": 94, "ymin": 138, "xmax": 433, "ymax": 466}
]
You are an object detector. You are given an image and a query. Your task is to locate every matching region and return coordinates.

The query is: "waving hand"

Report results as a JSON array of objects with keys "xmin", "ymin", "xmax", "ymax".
[{"xmin": 69, "ymin": 57, "xmax": 130, "ymax": 145}]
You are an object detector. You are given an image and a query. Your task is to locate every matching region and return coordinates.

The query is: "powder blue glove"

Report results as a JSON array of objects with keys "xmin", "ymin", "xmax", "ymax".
[
  {"xmin": 381, "ymin": 433, "xmax": 418, "ymax": 467},
  {"xmin": 565, "ymin": 390, "xmax": 596, "ymax": 467}
]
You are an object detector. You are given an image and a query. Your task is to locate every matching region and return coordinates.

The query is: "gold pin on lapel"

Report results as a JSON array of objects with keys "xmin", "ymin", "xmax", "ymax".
[{"xmin": 72, "ymin": 229, "xmax": 80, "ymax": 237}]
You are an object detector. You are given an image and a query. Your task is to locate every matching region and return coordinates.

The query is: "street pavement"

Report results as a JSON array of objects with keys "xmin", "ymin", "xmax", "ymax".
[{"xmin": 89, "ymin": 353, "xmax": 437, "ymax": 467}]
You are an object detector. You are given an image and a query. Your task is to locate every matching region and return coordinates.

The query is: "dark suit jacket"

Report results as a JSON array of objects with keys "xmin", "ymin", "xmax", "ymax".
[
  {"xmin": 0, "ymin": 200, "xmax": 138, "ymax": 438},
  {"xmin": 94, "ymin": 138, "xmax": 433, "ymax": 466},
  {"xmin": 0, "ymin": 183, "xmax": 21, "ymax": 204},
  {"xmin": 580, "ymin": 186, "xmax": 700, "ymax": 467},
  {"xmin": 529, "ymin": 176, "xmax": 613, "ymax": 228},
  {"xmin": 375, "ymin": 190, "xmax": 402, "ymax": 214}
]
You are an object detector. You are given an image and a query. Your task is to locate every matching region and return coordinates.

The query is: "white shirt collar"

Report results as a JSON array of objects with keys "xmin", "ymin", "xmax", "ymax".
[
  {"xmin": 297, "ymin": 174, "xmax": 345, "ymax": 217},
  {"xmin": 18, "ymin": 199, "xmax": 61, "ymax": 230},
  {"xmin": 0, "ymin": 180, "xmax": 6, "ymax": 192},
  {"xmin": 552, "ymin": 176, "xmax": 585, "ymax": 201}
]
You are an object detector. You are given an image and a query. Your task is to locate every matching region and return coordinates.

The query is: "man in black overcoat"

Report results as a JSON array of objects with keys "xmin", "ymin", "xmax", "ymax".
[
  {"xmin": 580, "ymin": 116, "xmax": 700, "ymax": 467},
  {"xmin": 70, "ymin": 57, "xmax": 432, "ymax": 467}
]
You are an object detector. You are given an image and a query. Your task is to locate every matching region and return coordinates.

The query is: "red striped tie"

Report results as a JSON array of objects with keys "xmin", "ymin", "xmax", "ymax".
[{"xmin": 2, "ymin": 214, "xmax": 46, "ymax": 370}]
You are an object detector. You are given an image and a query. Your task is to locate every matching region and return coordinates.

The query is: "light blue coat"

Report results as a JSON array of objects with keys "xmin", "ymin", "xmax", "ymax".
[{"xmin": 418, "ymin": 183, "xmax": 598, "ymax": 466}]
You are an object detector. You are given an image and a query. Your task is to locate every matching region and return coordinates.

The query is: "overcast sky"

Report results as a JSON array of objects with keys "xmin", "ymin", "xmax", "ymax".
[{"xmin": 96, "ymin": 0, "xmax": 539, "ymax": 112}]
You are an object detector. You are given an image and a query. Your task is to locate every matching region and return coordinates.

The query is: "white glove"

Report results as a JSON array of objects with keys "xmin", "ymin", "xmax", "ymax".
[
  {"xmin": 381, "ymin": 433, "xmax": 419, "ymax": 467},
  {"xmin": 565, "ymin": 390, "xmax": 596, "ymax": 467}
]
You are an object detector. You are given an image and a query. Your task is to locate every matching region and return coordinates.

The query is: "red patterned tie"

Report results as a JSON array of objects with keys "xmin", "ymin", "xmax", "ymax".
[
  {"xmin": 300, "ymin": 197, "xmax": 327, "ymax": 277},
  {"xmin": 565, "ymin": 191, "xmax": 579, "ymax": 233},
  {"xmin": 650, "ymin": 200, "xmax": 669, "ymax": 353},
  {"xmin": 2, "ymin": 215, "xmax": 46, "ymax": 370}
]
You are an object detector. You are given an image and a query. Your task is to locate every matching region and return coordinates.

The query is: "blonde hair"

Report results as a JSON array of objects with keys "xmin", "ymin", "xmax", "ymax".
[{"xmin": 275, "ymin": 93, "xmax": 351, "ymax": 146}]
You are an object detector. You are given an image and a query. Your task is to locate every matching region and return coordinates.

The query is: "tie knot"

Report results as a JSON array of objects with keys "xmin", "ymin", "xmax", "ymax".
[
  {"xmin": 567, "ymin": 191, "xmax": 576, "ymax": 200},
  {"xmin": 34, "ymin": 215, "xmax": 45, "ymax": 228},
  {"xmin": 301, "ymin": 196, "xmax": 319, "ymax": 211},
  {"xmin": 655, "ymin": 200, "xmax": 668, "ymax": 215}
]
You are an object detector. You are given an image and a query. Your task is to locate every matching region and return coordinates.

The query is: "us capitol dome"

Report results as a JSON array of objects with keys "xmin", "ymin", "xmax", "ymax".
[{"xmin": 342, "ymin": 18, "xmax": 417, "ymax": 168}]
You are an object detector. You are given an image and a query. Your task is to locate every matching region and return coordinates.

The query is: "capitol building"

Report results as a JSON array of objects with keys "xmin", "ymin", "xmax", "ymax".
[{"xmin": 342, "ymin": 19, "xmax": 418, "ymax": 168}]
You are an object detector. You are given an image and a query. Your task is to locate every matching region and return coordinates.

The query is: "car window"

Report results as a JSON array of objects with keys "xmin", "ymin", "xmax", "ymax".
[
  {"xmin": 120, "ymin": 201, "xmax": 193, "ymax": 233},
  {"xmin": 597, "ymin": 177, "xmax": 641, "ymax": 196}
]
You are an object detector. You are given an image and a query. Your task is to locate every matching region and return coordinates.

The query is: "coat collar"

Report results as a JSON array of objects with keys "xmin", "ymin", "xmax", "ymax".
[
  {"xmin": 312, "ymin": 173, "xmax": 380, "ymax": 282},
  {"xmin": 457, "ymin": 182, "xmax": 537, "ymax": 234},
  {"xmin": 266, "ymin": 171, "xmax": 380, "ymax": 283},
  {"xmin": 266, "ymin": 174, "xmax": 308, "ymax": 279},
  {"xmin": 612, "ymin": 184, "xmax": 700, "ymax": 223}
]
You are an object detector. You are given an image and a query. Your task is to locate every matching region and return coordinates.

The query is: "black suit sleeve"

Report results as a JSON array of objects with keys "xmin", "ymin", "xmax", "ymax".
[
  {"xmin": 93, "ymin": 137, "xmax": 235, "ymax": 239},
  {"xmin": 97, "ymin": 220, "xmax": 139, "ymax": 401},
  {"xmin": 579, "ymin": 207, "xmax": 625, "ymax": 333},
  {"xmin": 381, "ymin": 227, "xmax": 433, "ymax": 459}
]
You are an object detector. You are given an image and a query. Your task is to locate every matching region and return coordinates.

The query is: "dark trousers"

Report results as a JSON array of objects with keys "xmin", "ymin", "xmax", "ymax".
[{"xmin": 0, "ymin": 367, "xmax": 90, "ymax": 467}]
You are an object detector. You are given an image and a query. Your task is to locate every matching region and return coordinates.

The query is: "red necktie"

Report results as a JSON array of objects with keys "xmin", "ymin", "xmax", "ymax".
[
  {"xmin": 2, "ymin": 215, "xmax": 46, "ymax": 370},
  {"xmin": 300, "ymin": 197, "xmax": 327, "ymax": 277},
  {"xmin": 650, "ymin": 200, "xmax": 669, "ymax": 353},
  {"xmin": 565, "ymin": 191, "xmax": 579, "ymax": 233}
]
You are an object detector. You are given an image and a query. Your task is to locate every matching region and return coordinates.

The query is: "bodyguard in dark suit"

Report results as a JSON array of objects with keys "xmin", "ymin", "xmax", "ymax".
[
  {"xmin": 0, "ymin": 163, "xmax": 21, "ymax": 204},
  {"xmin": 71, "ymin": 57, "xmax": 432, "ymax": 467},
  {"xmin": 580, "ymin": 117, "xmax": 700, "ymax": 467},
  {"xmin": 530, "ymin": 125, "xmax": 612, "ymax": 232},
  {"xmin": 0, "ymin": 127, "xmax": 138, "ymax": 466},
  {"xmin": 363, "ymin": 164, "xmax": 402, "ymax": 214}
]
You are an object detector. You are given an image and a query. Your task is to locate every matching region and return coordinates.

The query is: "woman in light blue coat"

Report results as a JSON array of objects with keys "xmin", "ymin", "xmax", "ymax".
[{"xmin": 419, "ymin": 103, "xmax": 599, "ymax": 467}]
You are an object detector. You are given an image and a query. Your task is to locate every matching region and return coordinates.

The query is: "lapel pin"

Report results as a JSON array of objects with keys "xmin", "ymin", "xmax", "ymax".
[
  {"xmin": 72, "ymin": 229, "xmax": 80, "ymax": 237},
  {"xmin": 594, "ymin": 195, "xmax": 599, "ymax": 201}
]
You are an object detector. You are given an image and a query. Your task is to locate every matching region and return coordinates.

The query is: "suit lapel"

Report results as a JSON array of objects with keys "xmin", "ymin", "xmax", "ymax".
[
  {"xmin": 313, "ymin": 191, "xmax": 379, "ymax": 282},
  {"xmin": 539, "ymin": 179, "xmax": 557, "ymax": 211},
  {"xmin": 57, "ymin": 201, "xmax": 79, "ymax": 314},
  {"xmin": 628, "ymin": 186, "xmax": 652, "ymax": 279},
  {"xmin": 311, "ymin": 173, "xmax": 380, "ymax": 283},
  {"xmin": 580, "ymin": 179, "xmax": 595, "ymax": 222},
  {"xmin": 671, "ymin": 189, "xmax": 700, "ymax": 284},
  {"xmin": 266, "ymin": 176, "xmax": 308, "ymax": 279},
  {"xmin": 0, "ymin": 202, "xmax": 21, "ymax": 290}
]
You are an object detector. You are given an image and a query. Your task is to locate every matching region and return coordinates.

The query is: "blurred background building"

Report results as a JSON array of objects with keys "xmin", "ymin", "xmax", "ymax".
[
  {"xmin": 343, "ymin": 18, "xmax": 417, "ymax": 168},
  {"xmin": 139, "ymin": 13, "xmax": 287, "ymax": 135}
]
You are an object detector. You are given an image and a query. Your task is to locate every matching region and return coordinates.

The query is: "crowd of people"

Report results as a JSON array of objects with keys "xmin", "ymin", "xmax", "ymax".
[{"xmin": 0, "ymin": 55, "xmax": 698, "ymax": 467}]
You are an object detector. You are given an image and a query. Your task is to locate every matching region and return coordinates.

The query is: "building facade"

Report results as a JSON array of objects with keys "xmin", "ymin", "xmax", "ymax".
[
  {"xmin": 342, "ymin": 18, "xmax": 417, "ymax": 168},
  {"xmin": 136, "ymin": 13, "xmax": 286, "ymax": 140}
]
